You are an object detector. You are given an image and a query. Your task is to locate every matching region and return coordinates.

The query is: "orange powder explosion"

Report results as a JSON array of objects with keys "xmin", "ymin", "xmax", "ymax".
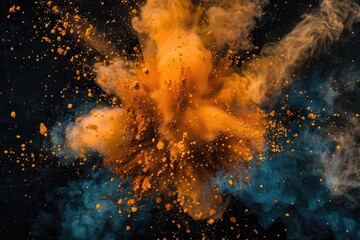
[{"xmin": 64, "ymin": 0, "xmax": 360, "ymax": 219}]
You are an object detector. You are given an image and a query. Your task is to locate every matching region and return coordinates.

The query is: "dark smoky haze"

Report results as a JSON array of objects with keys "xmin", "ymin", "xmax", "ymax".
[{"xmin": 1, "ymin": 0, "xmax": 360, "ymax": 239}]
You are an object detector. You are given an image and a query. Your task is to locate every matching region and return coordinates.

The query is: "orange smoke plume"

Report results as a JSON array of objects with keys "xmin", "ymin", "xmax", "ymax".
[{"xmin": 65, "ymin": 0, "xmax": 360, "ymax": 219}]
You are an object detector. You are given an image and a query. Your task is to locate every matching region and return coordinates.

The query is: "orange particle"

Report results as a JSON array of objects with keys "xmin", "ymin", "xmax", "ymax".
[
  {"xmin": 9, "ymin": 5, "xmax": 16, "ymax": 12},
  {"xmin": 75, "ymin": 117, "xmax": 82, "ymax": 123},
  {"xmin": 39, "ymin": 123, "xmax": 48, "ymax": 136},
  {"xmin": 42, "ymin": 37, "xmax": 51, "ymax": 43},
  {"xmin": 96, "ymin": 203, "xmax": 102, "ymax": 210},
  {"xmin": 207, "ymin": 218, "xmax": 215, "ymax": 225},
  {"xmin": 165, "ymin": 203, "xmax": 172, "ymax": 211},
  {"xmin": 127, "ymin": 199, "xmax": 136, "ymax": 206},
  {"xmin": 67, "ymin": 103, "xmax": 73, "ymax": 109},
  {"xmin": 85, "ymin": 25, "xmax": 93, "ymax": 37},
  {"xmin": 308, "ymin": 113, "xmax": 316, "ymax": 119},
  {"xmin": 156, "ymin": 141, "xmax": 165, "ymax": 150},
  {"xmin": 126, "ymin": 226, "xmax": 131, "ymax": 231},
  {"xmin": 57, "ymin": 47, "xmax": 65, "ymax": 55},
  {"xmin": 156, "ymin": 197, "xmax": 162, "ymax": 204},
  {"xmin": 52, "ymin": 6, "xmax": 59, "ymax": 13},
  {"xmin": 10, "ymin": 111, "xmax": 16, "ymax": 118},
  {"xmin": 336, "ymin": 145, "xmax": 341, "ymax": 150},
  {"xmin": 209, "ymin": 209, "xmax": 216, "ymax": 216},
  {"xmin": 230, "ymin": 217, "xmax": 237, "ymax": 223}
]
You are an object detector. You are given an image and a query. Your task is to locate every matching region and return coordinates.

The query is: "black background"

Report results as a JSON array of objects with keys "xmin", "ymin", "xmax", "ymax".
[{"xmin": 1, "ymin": 0, "xmax": 357, "ymax": 239}]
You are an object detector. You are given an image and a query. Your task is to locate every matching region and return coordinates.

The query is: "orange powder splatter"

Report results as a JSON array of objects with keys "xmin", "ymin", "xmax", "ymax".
[{"xmin": 64, "ymin": 0, "xmax": 360, "ymax": 220}]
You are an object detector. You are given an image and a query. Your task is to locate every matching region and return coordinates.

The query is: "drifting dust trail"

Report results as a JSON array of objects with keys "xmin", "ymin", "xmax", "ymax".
[
  {"xmin": 48, "ymin": 5, "xmax": 119, "ymax": 58},
  {"xmin": 320, "ymin": 122, "xmax": 360, "ymax": 204},
  {"xmin": 244, "ymin": 0, "xmax": 360, "ymax": 103},
  {"xmin": 62, "ymin": 0, "xmax": 360, "ymax": 220}
]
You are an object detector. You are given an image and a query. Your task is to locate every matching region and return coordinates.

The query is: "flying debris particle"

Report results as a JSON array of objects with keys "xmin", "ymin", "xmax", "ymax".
[
  {"xmin": 165, "ymin": 203, "xmax": 172, "ymax": 211},
  {"xmin": 67, "ymin": 103, "xmax": 73, "ymax": 109},
  {"xmin": 52, "ymin": 6, "xmax": 60, "ymax": 14},
  {"xmin": 209, "ymin": 209, "xmax": 216, "ymax": 216},
  {"xmin": 308, "ymin": 113, "xmax": 316, "ymax": 119},
  {"xmin": 127, "ymin": 199, "xmax": 136, "ymax": 206},
  {"xmin": 9, "ymin": 5, "xmax": 20, "ymax": 13},
  {"xmin": 75, "ymin": 117, "xmax": 82, "ymax": 123},
  {"xmin": 39, "ymin": 123, "xmax": 48, "ymax": 136},
  {"xmin": 156, "ymin": 197, "xmax": 162, "ymax": 204},
  {"xmin": 9, "ymin": 5, "xmax": 16, "ymax": 12},
  {"xmin": 57, "ymin": 47, "xmax": 65, "ymax": 55},
  {"xmin": 96, "ymin": 203, "xmax": 102, "ymax": 210},
  {"xmin": 10, "ymin": 111, "xmax": 16, "ymax": 118},
  {"xmin": 230, "ymin": 217, "xmax": 237, "ymax": 223},
  {"xmin": 336, "ymin": 145, "xmax": 341, "ymax": 150},
  {"xmin": 156, "ymin": 141, "xmax": 165, "ymax": 150},
  {"xmin": 85, "ymin": 25, "xmax": 93, "ymax": 37},
  {"xmin": 126, "ymin": 226, "xmax": 131, "ymax": 231},
  {"xmin": 207, "ymin": 218, "xmax": 215, "ymax": 225}
]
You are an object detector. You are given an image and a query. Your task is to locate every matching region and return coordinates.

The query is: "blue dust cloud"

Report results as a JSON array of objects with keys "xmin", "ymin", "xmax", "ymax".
[
  {"xmin": 33, "ymin": 169, "xmax": 153, "ymax": 239},
  {"xmin": 217, "ymin": 64, "xmax": 360, "ymax": 239}
]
